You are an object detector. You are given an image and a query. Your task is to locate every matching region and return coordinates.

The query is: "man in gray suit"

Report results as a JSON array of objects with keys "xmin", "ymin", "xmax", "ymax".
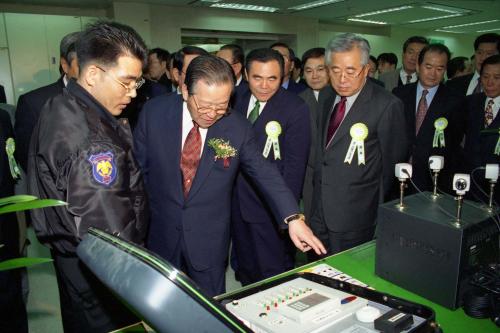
[
  {"xmin": 379, "ymin": 36, "xmax": 428, "ymax": 92},
  {"xmin": 298, "ymin": 47, "xmax": 332, "ymax": 220},
  {"xmin": 310, "ymin": 33, "xmax": 408, "ymax": 256}
]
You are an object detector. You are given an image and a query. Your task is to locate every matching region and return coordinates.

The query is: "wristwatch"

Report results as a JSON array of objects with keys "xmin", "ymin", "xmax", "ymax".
[{"xmin": 284, "ymin": 213, "xmax": 305, "ymax": 225}]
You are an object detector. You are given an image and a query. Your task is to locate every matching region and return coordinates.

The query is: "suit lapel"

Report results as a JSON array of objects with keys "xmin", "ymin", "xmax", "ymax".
[
  {"xmin": 186, "ymin": 117, "xmax": 225, "ymax": 201},
  {"xmin": 169, "ymin": 98, "xmax": 184, "ymax": 199}
]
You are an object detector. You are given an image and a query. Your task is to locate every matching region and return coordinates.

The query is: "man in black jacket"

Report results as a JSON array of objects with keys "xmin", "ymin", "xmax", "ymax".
[{"xmin": 28, "ymin": 22, "xmax": 148, "ymax": 333}]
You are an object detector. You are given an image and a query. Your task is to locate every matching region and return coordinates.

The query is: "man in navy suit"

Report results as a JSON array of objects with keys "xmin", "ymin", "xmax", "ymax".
[
  {"xmin": 15, "ymin": 31, "xmax": 80, "ymax": 171},
  {"xmin": 463, "ymin": 55, "xmax": 500, "ymax": 204},
  {"xmin": 393, "ymin": 44, "xmax": 465, "ymax": 193},
  {"xmin": 231, "ymin": 48, "xmax": 311, "ymax": 285},
  {"xmin": 271, "ymin": 42, "xmax": 306, "ymax": 94},
  {"xmin": 134, "ymin": 55, "xmax": 325, "ymax": 297}
]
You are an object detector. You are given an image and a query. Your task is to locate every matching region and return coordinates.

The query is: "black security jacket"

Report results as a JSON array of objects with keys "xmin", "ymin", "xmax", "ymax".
[{"xmin": 28, "ymin": 80, "xmax": 148, "ymax": 255}]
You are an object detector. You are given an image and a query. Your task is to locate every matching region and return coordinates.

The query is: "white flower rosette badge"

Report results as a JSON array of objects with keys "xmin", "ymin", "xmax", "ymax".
[
  {"xmin": 263, "ymin": 121, "xmax": 282, "ymax": 159},
  {"xmin": 433, "ymin": 117, "xmax": 448, "ymax": 148},
  {"xmin": 344, "ymin": 123, "xmax": 368, "ymax": 165}
]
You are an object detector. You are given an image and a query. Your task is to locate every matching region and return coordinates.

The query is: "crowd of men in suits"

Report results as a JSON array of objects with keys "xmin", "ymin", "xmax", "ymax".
[{"xmin": 2, "ymin": 19, "xmax": 499, "ymax": 331}]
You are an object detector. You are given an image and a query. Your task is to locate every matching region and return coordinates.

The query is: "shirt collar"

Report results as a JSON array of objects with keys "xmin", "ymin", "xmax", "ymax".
[
  {"xmin": 67, "ymin": 79, "xmax": 119, "ymax": 129},
  {"xmin": 281, "ymin": 78, "xmax": 289, "ymax": 89},
  {"xmin": 417, "ymin": 81, "xmax": 439, "ymax": 102}
]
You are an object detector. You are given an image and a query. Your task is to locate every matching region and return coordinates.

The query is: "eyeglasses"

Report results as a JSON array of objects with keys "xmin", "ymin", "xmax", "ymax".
[
  {"xmin": 191, "ymin": 95, "xmax": 228, "ymax": 116},
  {"xmin": 329, "ymin": 66, "xmax": 366, "ymax": 80},
  {"xmin": 96, "ymin": 66, "xmax": 145, "ymax": 93}
]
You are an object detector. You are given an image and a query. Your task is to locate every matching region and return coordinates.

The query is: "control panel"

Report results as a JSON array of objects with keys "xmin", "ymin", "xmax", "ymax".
[{"xmin": 226, "ymin": 277, "xmax": 376, "ymax": 333}]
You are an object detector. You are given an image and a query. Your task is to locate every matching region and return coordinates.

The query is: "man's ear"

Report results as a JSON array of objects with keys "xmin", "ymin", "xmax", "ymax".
[
  {"xmin": 181, "ymin": 83, "xmax": 189, "ymax": 101},
  {"xmin": 173, "ymin": 68, "xmax": 180, "ymax": 83},
  {"xmin": 83, "ymin": 65, "xmax": 100, "ymax": 88},
  {"xmin": 60, "ymin": 57, "xmax": 70, "ymax": 75}
]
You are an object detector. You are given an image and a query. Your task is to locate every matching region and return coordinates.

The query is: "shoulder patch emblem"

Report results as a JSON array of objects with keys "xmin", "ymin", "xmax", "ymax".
[{"xmin": 88, "ymin": 151, "xmax": 117, "ymax": 186}]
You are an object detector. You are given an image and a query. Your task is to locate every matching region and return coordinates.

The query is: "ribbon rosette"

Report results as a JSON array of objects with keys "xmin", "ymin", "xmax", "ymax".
[
  {"xmin": 433, "ymin": 117, "xmax": 448, "ymax": 148},
  {"xmin": 344, "ymin": 123, "xmax": 368, "ymax": 165},
  {"xmin": 207, "ymin": 138, "xmax": 237, "ymax": 168},
  {"xmin": 263, "ymin": 121, "xmax": 282, "ymax": 160},
  {"xmin": 5, "ymin": 138, "xmax": 21, "ymax": 180}
]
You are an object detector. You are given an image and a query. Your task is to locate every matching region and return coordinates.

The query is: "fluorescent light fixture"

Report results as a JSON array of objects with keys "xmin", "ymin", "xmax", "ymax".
[
  {"xmin": 435, "ymin": 29, "xmax": 464, "ymax": 34},
  {"xmin": 201, "ymin": 0, "xmax": 221, "ymax": 2},
  {"xmin": 347, "ymin": 18, "xmax": 387, "ymax": 25},
  {"xmin": 408, "ymin": 13, "xmax": 463, "ymax": 24},
  {"xmin": 477, "ymin": 28, "xmax": 500, "ymax": 33},
  {"xmin": 289, "ymin": 0, "xmax": 345, "ymax": 11},
  {"xmin": 354, "ymin": 5, "xmax": 412, "ymax": 18},
  {"xmin": 421, "ymin": 5, "xmax": 469, "ymax": 14},
  {"xmin": 210, "ymin": 3, "xmax": 279, "ymax": 12},
  {"xmin": 442, "ymin": 19, "xmax": 499, "ymax": 29}
]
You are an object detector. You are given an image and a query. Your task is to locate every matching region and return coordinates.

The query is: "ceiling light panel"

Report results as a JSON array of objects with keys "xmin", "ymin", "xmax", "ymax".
[
  {"xmin": 289, "ymin": 0, "xmax": 345, "ymax": 11},
  {"xmin": 354, "ymin": 6, "xmax": 413, "ymax": 18},
  {"xmin": 347, "ymin": 18, "xmax": 387, "ymax": 25},
  {"xmin": 210, "ymin": 3, "xmax": 279, "ymax": 12}
]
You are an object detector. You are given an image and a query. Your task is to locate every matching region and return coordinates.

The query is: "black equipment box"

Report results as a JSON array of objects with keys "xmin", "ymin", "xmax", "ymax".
[{"xmin": 375, "ymin": 192, "xmax": 499, "ymax": 309}]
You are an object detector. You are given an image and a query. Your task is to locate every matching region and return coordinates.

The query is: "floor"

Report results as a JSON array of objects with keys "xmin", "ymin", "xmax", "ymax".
[{"xmin": 25, "ymin": 227, "xmax": 242, "ymax": 333}]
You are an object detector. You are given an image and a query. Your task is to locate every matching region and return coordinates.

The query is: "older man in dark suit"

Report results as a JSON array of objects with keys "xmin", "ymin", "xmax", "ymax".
[
  {"xmin": 14, "ymin": 31, "xmax": 80, "ymax": 171},
  {"xmin": 447, "ymin": 33, "xmax": 500, "ymax": 96},
  {"xmin": 463, "ymin": 54, "xmax": 500, "ymax": 204},
  {"xmin": 134, "ymin": 55, "xmax": 325, "ymax": 296},
  {"xmin": 231, "ymin": 48, "xmax": 311, "ymax": 285},
  {"xmin": 310, "ymin": 33, "xmax": 408, "ymax": 256},
  {"xmin": 393, "ymin": 44, "xmax": 465, "ymax": 193}
]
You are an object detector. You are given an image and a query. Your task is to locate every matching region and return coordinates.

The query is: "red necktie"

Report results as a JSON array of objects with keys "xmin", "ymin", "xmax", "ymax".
[
  {"xmin": 326, "ymin": 96, "xmax": 347, "ymax": 147},
  {"xmin": 415, "ymin": 89, "xmax": 428, "ymax": 135},
  {"xmin": 180, "ymin": 121, "xmax": 201, "ymax": 197}
]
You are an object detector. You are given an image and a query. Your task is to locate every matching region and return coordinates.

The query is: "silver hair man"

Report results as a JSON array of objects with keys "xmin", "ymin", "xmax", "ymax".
[{"xmin": 325, "ymin": 33, "xmax": 371, "ymax": 66}]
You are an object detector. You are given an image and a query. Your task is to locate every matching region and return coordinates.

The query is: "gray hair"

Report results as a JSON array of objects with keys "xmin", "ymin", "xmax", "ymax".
[{"xmin": 325, "ymin": 33, "xmax": 371, "ymax": 66}]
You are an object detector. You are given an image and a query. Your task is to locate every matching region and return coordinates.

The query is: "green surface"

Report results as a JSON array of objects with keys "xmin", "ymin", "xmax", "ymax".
[{"xmin": 219, "ymin": 241, "xmax": 496, "ymax": 333}]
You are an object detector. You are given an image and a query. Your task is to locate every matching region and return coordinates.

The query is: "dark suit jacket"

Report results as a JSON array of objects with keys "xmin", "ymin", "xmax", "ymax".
[
  {"xmin": 233, "ymin": 87, "xmax": 310, "ymax": 223},
  {"xmin": 393, "ymin": 83, "xmax": 465, "ymax": 192},
  {"xmin": 313, "ymin": 80, "xmax": 408, "ymax": 232},
  {"xmin": 134, "ymin": 93, "xmax": 299, "ymax": 271},
  {"xmin": 463, "ymin": 93, "xmax": 500, "ymax": 202},
  {"xmin": 299, "ymin": 86, "xmax": 335, "ymax": 219},
  {"xmin": 14, "ymin": 77, "xmax": 64, "ymax": 171},
  {"xmin": 286, "ymin": 79, "xmax": 307, "ymax": 95},
  {"xmin": 0, "ymin": 85, "xmax": 6, "ymax": 104},
  {"xmin": 446, "ymin": 73, "xmax": 474, "ymax": 96}
]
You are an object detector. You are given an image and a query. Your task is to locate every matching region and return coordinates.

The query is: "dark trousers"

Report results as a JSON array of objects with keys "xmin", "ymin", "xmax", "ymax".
[
  {"xmin": 231, "ymin": 200, "xmax": 295, "ymax": 286},
  {"xmin": 52, "ymin": 252, "xmax": 138, "ymax": 333},
  {"xmin": 308, "ymin": 199, "xmax": 375, "ymax": 261},
  {"xmin": 169, "ymin": 235, "xmax": 226, "ymax": 298}
]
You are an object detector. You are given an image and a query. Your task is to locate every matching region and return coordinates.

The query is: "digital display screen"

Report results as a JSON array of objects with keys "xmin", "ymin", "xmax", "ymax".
[{"xmin": 287, "ymin": 293, "xmax": 329, "ymax": 312}]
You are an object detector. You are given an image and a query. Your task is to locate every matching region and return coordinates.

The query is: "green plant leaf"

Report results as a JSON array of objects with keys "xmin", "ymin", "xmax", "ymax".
[
  {"xmin": 0, "ymin": 257, "xmax": 53, "ymax": 271},
  {"xmin": 0, "ymin": 195, "xmax": 38, "ymax": 206},
  {"xmin": 0, "ymin": 199, "xmax": 67, "ymax": 215}
]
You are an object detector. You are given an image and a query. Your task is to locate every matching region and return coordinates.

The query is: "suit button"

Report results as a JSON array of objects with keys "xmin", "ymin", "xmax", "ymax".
[
  {"xmin": 323, "ymin": 161, "xmax": 328, "ymax": 166},
  {"xmin": 175, "ymin": 226, "xmax": 181, "ymax": 231}
]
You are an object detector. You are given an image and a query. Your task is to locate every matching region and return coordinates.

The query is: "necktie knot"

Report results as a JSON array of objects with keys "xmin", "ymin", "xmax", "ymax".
[
  {"xmin": 406, "ymin": 75, "xmax": 412, "ymax": 84},
  {"xmin": 422, "ymin": 89, "xmax": 429, "ymax": 97}
]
